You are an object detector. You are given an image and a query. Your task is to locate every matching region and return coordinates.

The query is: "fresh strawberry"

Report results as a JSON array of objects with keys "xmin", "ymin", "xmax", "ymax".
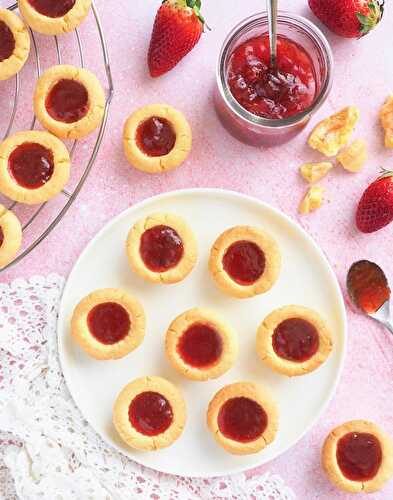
[
  {"xmin": 148, "ymin": 0, "xmax": 207, "ymax": 77},
  {"xmin": 356, "ymin": 170, "xmax": 393, "ymax": 233},
  {"xmin": 308, "ymin": 0, "xmax": 384, "ymax": 38}
]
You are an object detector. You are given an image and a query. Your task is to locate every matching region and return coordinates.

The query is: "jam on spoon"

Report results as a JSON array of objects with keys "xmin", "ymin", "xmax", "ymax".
[
  {"xmin": 347, "ymin": 260, "xmax": 390, "ymax": 314},
  {"xmin": 347, "ymin": 259, "xmax": 393, "ymax": 335}
]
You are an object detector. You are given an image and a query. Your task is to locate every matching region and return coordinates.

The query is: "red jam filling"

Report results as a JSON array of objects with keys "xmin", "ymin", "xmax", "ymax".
[
  {"xmin": 223, "ymin": 240, "xmax": 265, "ymax": 286},
  {"xmin": 136, "ymin": 117, "xmax": 176, "ymax": 157},
  {"xmin": 28, "ymin": 0, "xmax": 76, "ymax": 18},
  {"xmin": 218, "ymin": 397, "xmax": 267, "ymax": 443},
  {"xmin": 177, "ymin": 322, "xmax": 223, "ymax": 368},
  {"xmin": 347, "ymin": 260, "xmax": 390, "ymax": 314},
  {"xmin": 0, "ymin": 21, "xmax": 15, "ymax": 62},
  {"xmin": 0, "ymin": 227, "xmax": 4, "ymax": 248},
  {"xmin": 336, "ymin": 432, "xmax": 382, "ymax": 481},
  {"xmin": 140, "ymin": 225, "xmax": 184, "ymax": 272},
  {"xmin": 272, "ymin": 318, "xmax": 319, "ymax": 362},
  {"xmin": 128, "ymin": 391, "xmax": 173, "ymax": 436},
  {"xmin": 227, "ymin": 35, "xmax": 316, "ymax": 120},
  {"xmin": 87, "ymin": 302, "xmax": 130, "ymax": 345},
  {"xmin": 8, "ymin": 143, "xmax": 54, "ymax": 190},
  {"xmin": 46, "ymin": 79, "xmax": 89, "ymax": 124}
]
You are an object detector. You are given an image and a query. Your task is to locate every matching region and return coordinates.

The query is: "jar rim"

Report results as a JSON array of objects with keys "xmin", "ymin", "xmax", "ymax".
[{"xmin": 216, "ymin": 11, "xmax": 334, "ymax": 129}]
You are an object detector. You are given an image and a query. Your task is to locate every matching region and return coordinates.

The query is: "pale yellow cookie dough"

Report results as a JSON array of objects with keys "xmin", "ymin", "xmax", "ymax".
[
  {"xmin": 256, "ymin": 305, "xmax": 333, "ymax": 377},
  {"xmin": 126, "ymin": 212, "xmax": 197, "ymax": 285},
  {"xmin": 123, "ymin": 104, "xmax": 192, "ymax": 174},
  {"xmin": 18, "ymin": 0, "xmax": 92, "ymax": 36},
  {"xmin": 0, "ymin": 130, "xmax": 70, "ymax": 204},
  {"xmin": 308, "ymin": 106, "xmax": 360, "ymax": 157},
  {"xmin": 113, "ymin": 376, "xmax": 186, "ymax": 451},
  {"xmin": 0, "ymin": 9, "xmax": 30, "ymax": 80},
  {"xmin": 207, "ymin": 382, "xmax": 279, "ymax": 455},
  {"xmin": 209, "ymin": 226, "xmax": 281, "ymax": 299},
  {"xmin": 0, "ymin": 204, "xmax": 22, "ymax": 269},
  {"xmin": 165, "ymin": 308, "xmax": 238, "ymax": 381},
  {"xmin": 71, "ymin": 288, "xmax": 146, "ymax": 360},
  {"xmin": 322, "ymin": 420, "xmax": 393, "ymax": 493},
  {"xmin": 34, "ymin": 64, "xmax": 105, "ymax": 140}
]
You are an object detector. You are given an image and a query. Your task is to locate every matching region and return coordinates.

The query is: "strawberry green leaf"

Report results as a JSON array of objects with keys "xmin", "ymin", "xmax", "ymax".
[{"xmin": 356, "ymin": 1, "xmax": 383, "ymax": 36}]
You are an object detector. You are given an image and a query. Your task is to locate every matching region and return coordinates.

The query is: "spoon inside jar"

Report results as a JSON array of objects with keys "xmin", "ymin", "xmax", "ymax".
[
  {"xmin": 347, "ymin": 260, "xmax": 393, "ymax": 334},
  {"xmin": 267, "ymin": 0, "xmax": 278, "ymax": 69}
]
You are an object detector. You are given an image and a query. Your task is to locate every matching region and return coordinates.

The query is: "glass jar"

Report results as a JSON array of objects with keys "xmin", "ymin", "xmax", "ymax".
[{"xmin": 214, "ymin": 12, "xmax": 333, "ymax": 146}]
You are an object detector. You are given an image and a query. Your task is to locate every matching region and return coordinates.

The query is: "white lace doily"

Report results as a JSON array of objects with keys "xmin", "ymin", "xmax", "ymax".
[{"xmin": 0, "ymin": 275, "xmax": 295, "ymax": 500}]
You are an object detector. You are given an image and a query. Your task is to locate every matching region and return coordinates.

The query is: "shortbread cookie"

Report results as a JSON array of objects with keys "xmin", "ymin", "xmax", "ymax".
[
  {"xmin": 0, "ymin": 8, "xmax": 30, "ymax": 80},
  {"xmin": 209, "ymin": 226, "xmax": 281, "ymax": 298},
  {"xmin": 165, "ymin": 308, "xmax": 238, "ymax": 381},
  {"xmin": 18, "ymin": 0, "xmax": 92, "ymax": 35},
  {"xmin": 0, "ymin": 130, "xmax": 70, "ymax": 204},
  {"xmin": 123, "ymin": 104, "xmax": 192, "ymax": 174},
  {"xmin": 34, "ymin": 65, "xmax": 105, "ymax": 139},
  {"xmin": 113, "ymin": 376, "xmax": 186, "ymax": 451},
  {"xmin": 256, "ymin": 305, "xmax": 333, "ymax": 376},
  {"xmin": 71, "ymin": 288, "xmax": 146, "ymax": 360},
  {"xmin": 126, "ymin": 213, "xmax": 197, "ymax": 284}
]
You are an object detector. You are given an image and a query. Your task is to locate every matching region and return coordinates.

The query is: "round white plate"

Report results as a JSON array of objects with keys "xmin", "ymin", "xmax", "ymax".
[{"xmin": 58, "ymin": 188, "xmax": 347, "ymax": 478}]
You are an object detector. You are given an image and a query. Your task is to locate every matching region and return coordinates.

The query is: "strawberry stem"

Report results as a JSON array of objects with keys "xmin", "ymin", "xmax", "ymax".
[
  {"xmin": 356, "ymin": 0, "xmax": 384, "ymax": 36},
  {"xmin": 378, "ymin": 167, "xmax": 393, "ymax": 179},
  {"xmin": 185, "ymin": 0, "xmax": 210, "ymax": 30}
]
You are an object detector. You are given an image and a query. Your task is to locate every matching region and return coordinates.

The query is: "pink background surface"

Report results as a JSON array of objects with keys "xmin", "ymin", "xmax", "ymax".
[{"xmin": 1, "ymin": 0, "xmax": 393, "ymax": 498}]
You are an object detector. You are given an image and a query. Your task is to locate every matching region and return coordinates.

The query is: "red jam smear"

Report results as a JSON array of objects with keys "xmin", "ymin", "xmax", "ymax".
[
  {"xmin": 136, "ymin": 117, "xmax": 176, "ymax": 157},
  {"xmin": 0, "ymin": 20, "xmax": 15, "ymax": 62},
  {"xmin": 227, "ymin": 35, "xmax": 316, "ymax": 119},
  {"xmin": 177, "ymin": 322, "xmax": 223, "ymax": 368},
  {"xmin": 28, "ymin": 0, "xmax": 76, "ymax": 18},
  {"xmin": 0, "ymin": 227, "xmax": 4, "ymax": 248},
  {"xmin": 46, "ymin": 79, "xmax": 89, "ymax": 124},
  {"xmin": 8, "ymin": 143, "xmax": 54, "ymax": 190},
  {"xmin": 87, "ymin": 302, "xmax": 130, "ymax": 345},
  {"xmin": 218, "ymin": 397, "xmax": 267, "ymax": 443},
  {"xmin": 336, "ymin": 432, "xmax": 382, "ymax": 481},
  {"xmin": 223, "ymin": 240, "xmax": 265, "ymax": 286},
  {"xmin": 347, "ymin": 260, "xmax": 390, "ymax": 314},
  {"xmin": 140, "ymin": 225, "xmax": 184, "ymax": 272},
  {"xmin": 273, "ymin": 318, "xmax": 319, "ymax": 362},
  {"xmin": 128, "ymin": 391, "xmax": 173, "ymax": 436}
]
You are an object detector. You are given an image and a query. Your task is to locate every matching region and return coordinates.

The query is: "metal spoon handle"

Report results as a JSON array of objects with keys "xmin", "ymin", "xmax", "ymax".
[
  {"xmin": 380, "ymin": 317, "xmax": 393, "ymax": 335},
  {"xmin": 267, "ymin": 0, "xmax": 278, "ymax": 68}
]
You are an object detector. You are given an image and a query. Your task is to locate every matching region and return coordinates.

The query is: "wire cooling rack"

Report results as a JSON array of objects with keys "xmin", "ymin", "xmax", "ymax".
[{"xmin": 0, "ymin": 1, "xmax": 114, "ymax": 273}]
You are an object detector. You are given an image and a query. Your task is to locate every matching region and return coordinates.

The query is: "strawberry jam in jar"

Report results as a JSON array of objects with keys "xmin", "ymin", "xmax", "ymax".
[{"xmin": 215, "ymin": 13, "xmax": 333, "ymax": 146}]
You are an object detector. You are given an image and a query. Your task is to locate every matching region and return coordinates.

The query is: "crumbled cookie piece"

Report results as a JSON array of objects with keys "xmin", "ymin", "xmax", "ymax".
[
  {"xmin": 299, "ymin": 186, "xmax": 324, "ymax": 214},
  {"xmin": 380, "ymin": 96, "xmax": 393, "ymax": 148},
  {"xmin": 300, "ymin": 162, "xmax": 333, "ymax": 183},
  {"xmin": 308, "ymin": 106, "xmax": 360, "ymax": 156},
  {"xmin": 337, "ymin": 139, "xmax": 367, "ymax": 172}
]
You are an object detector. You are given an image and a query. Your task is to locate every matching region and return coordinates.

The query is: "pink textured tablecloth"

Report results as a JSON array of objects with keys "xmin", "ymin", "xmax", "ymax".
[{"xmin": 1, "ymin": 0, "xmax": 392, "ymax": 498}]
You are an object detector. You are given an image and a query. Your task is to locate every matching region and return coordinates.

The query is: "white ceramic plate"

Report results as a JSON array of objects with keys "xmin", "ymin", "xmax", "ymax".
[{"xmin": 58, "ymin": 188, "xmax": 347, "ymax": 478}]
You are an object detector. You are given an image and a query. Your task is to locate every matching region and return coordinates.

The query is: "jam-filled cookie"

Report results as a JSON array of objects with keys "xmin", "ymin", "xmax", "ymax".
[
  {"xmin": 207, "ymin": 382, "xmax": 279, "ymax": 455},
  {"xmin": 18, "ymin": 0, "xmax": 92, "ymax": 36},
  {"xmin": 256, "ymin": 305, "xmax": 333, "ymax": 377},
  {"xmin": 209, "ymin": 226, "xmax": 281, "ymax": 299},
  {"xmin": 0, "ymin": 205, "xmax": 22, "ymax": 269},
  {"xmin": 0, "ymin": 130, "xmax": 70, "ymax": 204},
  {"xmin": 34, "ymin": 64, "xmax": 105, "ymax": 140},
  {"xmin": 113, "ymin": 376, "xmax": 186, "ymax": 451},
  {"xmin": 126, "ymin": 213, "xmax": 197, "ymax": 285},
  {"xmin": 0, "ymin": 9, "xmax": 30, "ymax": 81},
  {"xmin": 322, "ymin": 420, "xmax": 393, "ymax": 493},
  {"xmin": 123, "ymin": 104, "xmax": 192, "ymax": 174},
  {"xmin": 71, "ymin": 288, "xmax": 146, "ymax": 360},
  {"xmin": 165, "ymin": 308, "xmax": 238, "ymax": 381}
]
